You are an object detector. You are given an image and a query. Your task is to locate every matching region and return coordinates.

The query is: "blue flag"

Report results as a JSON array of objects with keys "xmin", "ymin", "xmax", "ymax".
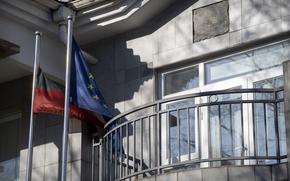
[{"xmin": 70, "ymin": 39, "xmax": 112, "ymax": 119}]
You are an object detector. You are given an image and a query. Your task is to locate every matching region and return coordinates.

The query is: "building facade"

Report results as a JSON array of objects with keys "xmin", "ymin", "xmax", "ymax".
[{"xmin": 0, "ymin": 0, "xmax": 290, "ymax": 180}]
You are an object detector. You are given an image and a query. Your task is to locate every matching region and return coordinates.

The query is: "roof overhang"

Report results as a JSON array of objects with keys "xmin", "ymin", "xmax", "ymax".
[
  {"xmin": 31, "ymin": 0, "xmax": 177, "ymax": 44},
  {"xmin": 74, "ymin": 0, "xmax": 177, "ymax": 44}
]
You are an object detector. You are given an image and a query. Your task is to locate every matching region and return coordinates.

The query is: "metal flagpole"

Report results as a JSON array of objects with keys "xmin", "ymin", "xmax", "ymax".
[
  {"xmin": 26, "ymin": 31, "xmax": 42, "ymax": 181},
  {"xmin": 61, "ymin": 16, "xmax": 73, "ymax": 181}
]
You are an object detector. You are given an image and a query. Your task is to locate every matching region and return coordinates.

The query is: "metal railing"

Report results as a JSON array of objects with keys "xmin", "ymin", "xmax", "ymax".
[{"xmin": 92, "ymin": 88, "xmax": 287, "ymax": 181}]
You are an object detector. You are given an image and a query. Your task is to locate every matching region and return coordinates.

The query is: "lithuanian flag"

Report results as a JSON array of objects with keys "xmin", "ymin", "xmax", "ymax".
[{"xmin": 33, "ymin": 69, "xmax": 105, "ymax": 127}]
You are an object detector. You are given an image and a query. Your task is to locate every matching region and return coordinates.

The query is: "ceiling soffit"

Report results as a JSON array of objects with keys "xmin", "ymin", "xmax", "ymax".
[{"xmin": 3, "ymin": 0, "xmax": 176, "ymax": 44}]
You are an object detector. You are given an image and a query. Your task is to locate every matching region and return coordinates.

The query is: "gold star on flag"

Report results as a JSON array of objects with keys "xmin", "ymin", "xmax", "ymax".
[
  {"xmin": 93, "ymin": 95, "xmax": 99, "ymax": 100},
  {"xmin": 87, "ymin": 84, "xmax": 94, "ymax": 90},
  {"xmin": 89, "ymin": 73, "xmax": 94, "ymax": 79}
]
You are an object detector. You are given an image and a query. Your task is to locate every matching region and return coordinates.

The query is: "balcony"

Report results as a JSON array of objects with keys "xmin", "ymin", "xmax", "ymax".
[{"xmin": 92, "ymin": 88, "xmax": 287, "ymax": 181}]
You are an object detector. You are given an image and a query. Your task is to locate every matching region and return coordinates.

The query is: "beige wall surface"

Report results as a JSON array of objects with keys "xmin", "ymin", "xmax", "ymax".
[
  {"xmin": 0, "ymin": 77, "xmax": 92, "ymax": 181},
  {"xmin": 84, "ymin": 0, "xmax": 290, "ymax": 116},
  {"xmin": 0, "ymin": 14, "xmax": 66, "ymax": 82}
]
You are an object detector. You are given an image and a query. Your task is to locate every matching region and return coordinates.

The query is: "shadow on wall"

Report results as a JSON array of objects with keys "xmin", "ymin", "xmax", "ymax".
[
  {"xmin": 241, "ymin": 0, "xmax": 289, "ymax": 40},
  {"xmin": 0, "ymin": 76, "xmax": 94, "ymax": 180},
  {"xmin": 82, "ymin": 0, "xmax": 288, "ymax": 117},
  {"xmin": 18, "ymin": 115, "xmax": 92, "ymax": 180},
  {"xmin": 79, "ymin": 3, "xmax": 201, "ymax": 168},
  {"xmin": 83, "ymin": 0, "xmax": 199, "ymax": 117}
]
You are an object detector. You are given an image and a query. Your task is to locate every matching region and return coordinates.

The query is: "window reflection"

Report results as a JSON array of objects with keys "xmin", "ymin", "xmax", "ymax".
[
  {"xmin": 209, "ymin": 88, "xmax": 243, "ymax": 166},
  {"xmin": 162, "ymin": 99, "xmax": 197, "ymax": 164},
  {"xmin": 254, "ymin": 77, "xmax": 284, "ymax": 164},
  {"xmin": 278, "ymin": 103, "xmax": 287, "ymax": 158},
  {"xmin": 163, "ymin": 66, "xmax": 199, "ymax": 96},
  {"xmin": 206, "ymin": 40, "xmax": 290, "ymax": 83}
]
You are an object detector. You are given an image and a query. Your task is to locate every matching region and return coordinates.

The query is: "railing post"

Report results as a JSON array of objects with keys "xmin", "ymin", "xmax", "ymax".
[
  {"xmin": 282, "ymin": 60, "xmax": 290, "ymax": 180},
  {"xmin": 156, "ymin": 102, "xmax": 161, "ymax": 175},
  {"xmin": 99, "ymin": 140, "xmax": 103, "ymax": 181},
  {"xmin": 91, "ymin": 138, "xmax": 95, "ymax": 181},
  {"xmin": 273, "ymin": 90, "xmax": 281, "ymax": 163}
]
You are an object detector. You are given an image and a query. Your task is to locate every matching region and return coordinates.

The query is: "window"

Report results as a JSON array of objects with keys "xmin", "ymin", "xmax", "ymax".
[
  {"xmin": 253, "ymin": 77, "xmax": 285, "ymax": 163},
  {"xmin": 209, "ymin": 87, "xmax": 243, "ymax": 166},
  {"xmin": 158, "ymin": 39, "xmax": 288, "ymax": 168},
  {"xmin": 160, "ymin": 99, "xmax": 198, "ymax": 164},
  {"xmin": 162, "ymin": 66, "xmax": 199, "ymax": 96},
  {"xmin": 205, "ymin": 40, "xmax": 290, "ymax": 84}
]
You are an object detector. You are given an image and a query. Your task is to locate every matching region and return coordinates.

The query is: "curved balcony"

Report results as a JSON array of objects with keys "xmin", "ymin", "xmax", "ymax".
[{"xmin": 92, "ymin": 88, "xmax": 287, "ymax": 181}]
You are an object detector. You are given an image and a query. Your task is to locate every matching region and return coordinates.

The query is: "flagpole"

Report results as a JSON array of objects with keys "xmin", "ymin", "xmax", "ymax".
[
  {"xmin": 26, "ymin": 31, "xmax": 42, "ymax": 181},
  {"xmin": 61, "ymin": 16, "xmax": 73, "ymax": 181}
]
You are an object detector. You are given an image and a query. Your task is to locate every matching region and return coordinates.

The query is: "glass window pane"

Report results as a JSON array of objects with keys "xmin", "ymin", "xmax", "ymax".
[
  {"xmin": 162, "ymin": 99, "xmax": 197, "ymax": 163},
  {"xmin": 254, "ymin": 103, "xmax": 266, "ymax": 156},
  {"xmin": 253, "ymin": 76, "xmax": 284, "ymax": 163},
  {"xmin": 179, "ymin": 109, "xmax": 188, "ymax": 156},
  {"xmin": 266, "ymin": 103, "xmax": 276, "ymax": 157},
  {"xmin": 169, "ymin": 111, "xmax": 178, "ymax": 163},
  {"xmin": 254, "ymin": 76, "xmax": 284, "ymax": 100},
  {"xmin": 254, "ymin": 77, "xmax": 284, "ymax": 89},
  {"xmin": 205, "ymin": 40, "xmax": 289, "ymax": 83},
  {"xmin": 210, "ymin": 105, "xmax": 221, "ymax": 159},
  {"xmin": 165, "ymin": 98, "xmax": 195, "ymax": 110},
  {"xmin": 220, "ymin": 105, "xmax": 232, "ymax": 157},
  {"xmin": 164, "ymin": 66, "xmax": 199, "ymax": 95},
  {"xmin": 206, "ymin": 54, "xmax": 255, "ymax": 83},
  {"xmin": 278, "ymin": 103, "xmax": 286, "ymax": 156},
  {"xmin": 284, "ymin": 41, "xmax": 290, "ymax": 59},
  {"xmin": 189, "ymin": 108, "xmax": 196, "ymax": 154},
  {"xmin": 232, "ymin": 104, "xmax": 243, "ymax": 158}
]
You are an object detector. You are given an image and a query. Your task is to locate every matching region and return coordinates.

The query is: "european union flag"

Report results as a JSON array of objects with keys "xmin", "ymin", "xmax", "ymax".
[{"xmin": 70, "ymin": 38, "xmax": 112, "ymax": 119}]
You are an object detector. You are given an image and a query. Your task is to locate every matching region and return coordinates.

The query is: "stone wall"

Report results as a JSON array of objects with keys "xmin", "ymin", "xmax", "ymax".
[
  {"xmin": 84, "ymin": 0, "xmax": 290, "ymax": 115},
  {"xmin": 82, "ymin": 2, "xmax": 290, "ymax": 175},
  {"xmin": 0, "ymin": 77, "xmax": 92, "ymax": 181}
]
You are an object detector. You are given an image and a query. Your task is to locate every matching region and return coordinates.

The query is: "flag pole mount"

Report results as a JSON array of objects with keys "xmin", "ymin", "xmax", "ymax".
[
  {"xmin": 25, "ymin": 31, "xmax": 42, "ymax": 181},
  {"xmin": 61, "ymin": 15, "xmax": 73, "ymax": 181}
]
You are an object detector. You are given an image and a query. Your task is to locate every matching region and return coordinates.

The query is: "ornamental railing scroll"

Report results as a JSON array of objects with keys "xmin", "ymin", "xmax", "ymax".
[{"xmin": 92, "ymin": 88, "xmax": 287, "ymax": 181}]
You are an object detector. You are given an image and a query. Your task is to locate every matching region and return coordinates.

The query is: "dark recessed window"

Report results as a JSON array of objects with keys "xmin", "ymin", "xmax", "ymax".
[{"xmin": 163, "ymin": 66, "xmax": 199, "ymax": 96}]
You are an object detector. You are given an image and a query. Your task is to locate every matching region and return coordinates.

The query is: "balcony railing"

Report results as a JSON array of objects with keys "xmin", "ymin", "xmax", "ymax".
[{"xmin": 92, "ymin": 88, "xmax": 287, "ymax": 181}]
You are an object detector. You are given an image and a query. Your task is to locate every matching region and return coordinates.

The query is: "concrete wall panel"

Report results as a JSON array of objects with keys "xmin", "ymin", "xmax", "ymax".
[
  {"xmin": 229, "ymin": 0, "xmax": 242, "ymax": 31},
  {"xmin": 272, "ymin": 163, "xmax": 288, "ymax": 181},
  {"xmin": 254, "ymin": 166, "xmax": 271, "ymax": 181},
  {"xmin": 202, "ymin": 167, "xmax": 227, "ymax": 181},
  {"xmin": 228, "ymin": 167, "xmax": 255, "ymax": 181},
  {"xmin": 178, "ymin": 169, "xmax": 202, "ymax": 181},
  {"xmin": 157, "ymin": 21, "xmax": 176, "ymax": 52},
  {"xmin": 157, "ymin": 172, "xmax": 177, "ymax": 181},
  {"xmin": 175, "ymin": 10, "xmax": 193, "ymax": 47},
  {"xmin": 241, "ymin": 0, "xmax": 281, "ymax": 28}
]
